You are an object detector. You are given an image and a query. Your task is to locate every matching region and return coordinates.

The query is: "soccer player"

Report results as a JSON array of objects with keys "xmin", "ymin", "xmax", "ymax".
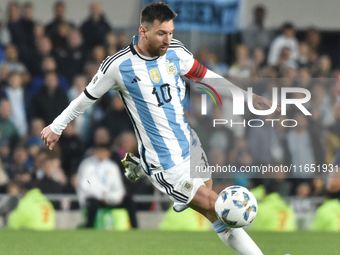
[{"xmin": 41, "ymin": 2, "xmax": 276, "ymax": 254}]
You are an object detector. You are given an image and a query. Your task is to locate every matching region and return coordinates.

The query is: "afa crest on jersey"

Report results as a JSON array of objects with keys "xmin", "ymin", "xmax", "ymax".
[
  {"xmin": 149, "ymin": 68, "xmax": 161, "ymax": 83},
  {"xmin": 166, "ymin": 61, "xmax": 177, "ymax": 76}
]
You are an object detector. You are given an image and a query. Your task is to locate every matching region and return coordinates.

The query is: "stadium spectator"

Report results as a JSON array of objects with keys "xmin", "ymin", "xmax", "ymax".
[
  {"xmin": 290, "ymin": 182, "xmax": 314, "ymax": 230},
  {"xmin": 87, "ymin": 45, "xmax": 106, "ymax": 67},
  {"xmin": 210, "ymin": 148, "xmax": 233, "ymax": 194},
  {"xmin": 33, "ymin": 22, "xmax": 45, "ymax": 42},
  {"xmin": 316, "ymin": 55, "xmax": 332, "ymax": 78},
  {"xmin": 286, "ymin": 112, "xmax": 324, "ymax": 178},
  {"xmin": 297, "ymin": 67, "xmax": 312, "ymax": 88},
  {"xmin": 8, "ymin": 181, "xmax": 56, "ymax": 230},
  {"xmin": 248, "ymin": 113, "xmax": 285, "ymax": 165},
  {"xmin": 297, "ymin": 42, "xmax": 311, "ymax": 68},
  {"xmin": 5, "ymin": 72, "xmax": 30, "ymax": 137},
  {"xmin": 267, "ymin": 22, "xmax": 299, "ymax": 66},
  {"xmin": 196, "ymin": 48, "xmax": 228, "ymax": 76},
  {"xmin": 310, "ymin": 82, "xmax": 334, "ymax": 127},
  {"xmin": 31, "ymin": 148, "xmax": 48, "ymax": 179},
  {"xmin": 116, "ymin": 31, "xmax": 129, "ymax": 50},
  {"xmin": 6, "ymin": 2, "xmax": 22, "ymax": 48},
  {"xmin": 27, "ymin": 118, "xmax": 45, "ymax": 147},
  {"xmin": 31, "ymin": 71, "xmax": 69, "ymax": 125},
  {"xmin": 55, "ymin": 29, "xmax": 87, "ymax": 82},
  {"xmin": 80, "ymin": 2, "xmax": 111, "ymax": 51},
  {"xmin": 37, "ymin": 154, "xmax": 67, "ymax": 194},
  {"xmin": 11, "ymin": 146, "xmax": 30, "ymax": 176},
  {"xmin": 105, "ymin": 31, "xmax": 118, "ymax": 56},
  {"xmin": 114, "ymin": 131, "xmax": 139, "ymax": 159},
  {"xmin": 274, "ymin": 47, "xmax": 298, "ymax": 73},
  {"xmin": 250, "ymin": 47, "xmax": 266, "ymax": 74},
  {"xmin": 19, "ymin": 2, "xmax": 36, "ymax": 50},
  {"xmin": 0, "ymin": 182, "xmax": 20, "ymax": 226},
  {"xmin": 241, "ymin": 5, "xmax": 273, "ymax": 54},
  {"xmin": 45, "ymin": 1, "xmax": 73, "ymax": 39},
  {"xmin": 77, "ymin": 142, "xmax": 138, "ymax": 228},
  {"xmin": 228, "ymin": 45, "xmax": 251, "ymax": 78},
  {"xmin": 93, "ymin": 126, "xmax": 111, "ymax": 147},
  {"xmin": 234, "ymin": 149, "xmax": 257, "ymax": 186},
  {"xmin": 0, "ymin": 9, "xmax": 11, "ymax": 46},
  {"xmin": 27, "ymin": 36, "xmax": 54, "ymax": 76},
  {"xmin": 304, "ymin": 28, "xmax": 322, "ymax": 55},
  {"xmin": 58, "ymin": 121, "xmax": 84, "ymax": 177},
  {"xmin": 1, "ymin": 44, "xmax": 28, "ymax": 75},
  {"xmin": 0, "ymin": 99, "xmax": 20, "ymax": 148},
  {"xmin": 101, "ymin": 93, "xmax": 134, "ymax": 142},
  {"xmin": 51, "ymin": 21, "xmax": 71, "ymax": 52},
  {"xmin": 84, "ymin": 61, "xmax": 100, "ymax": 82},
  {"xmin": 30, "ymin": 56, "xmax": 69, "ymax": 96},
  {"xmin": 229, "ymin": 138, "xmax": 249, "ymax": 164},
  {"xmin": 311, "ymin": 177, "xmax": 326, "ymax": 197},
  {"xmin": 0, "ymin": 8, "xmax": 10, "ymax": 64},
  {"xmin": 67, "ymin": 75, "xmax": 94, "ymax": 144}
]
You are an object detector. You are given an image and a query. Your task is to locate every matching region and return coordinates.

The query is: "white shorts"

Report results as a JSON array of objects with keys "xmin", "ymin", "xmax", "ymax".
[{"xmin": 147, "ymin": 147, "xmax": 210, "ymax": 207}]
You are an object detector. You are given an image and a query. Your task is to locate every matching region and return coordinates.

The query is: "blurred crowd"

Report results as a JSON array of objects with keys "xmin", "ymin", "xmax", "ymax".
[
  {"xmin": 0, "ymin": 0, "xmax": 155, "ymax": 214},
  {"xmin": 0, "ymin": 1, "xmax": 339, "ymax": 224},
  {"xmin": 190, "ymin": 6, "xmax": 340, "ymax": 200}
]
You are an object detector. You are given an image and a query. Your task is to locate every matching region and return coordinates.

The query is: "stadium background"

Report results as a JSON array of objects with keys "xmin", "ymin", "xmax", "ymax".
[{"xmin": 0, "ymin": 0, "xmax": 340, "ymax": 234}]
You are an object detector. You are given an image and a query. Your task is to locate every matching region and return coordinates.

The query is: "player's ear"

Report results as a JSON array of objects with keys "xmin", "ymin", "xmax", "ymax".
[{"xmin": 139, "ymin": 25, "xmax": 148, "ymax": 39}]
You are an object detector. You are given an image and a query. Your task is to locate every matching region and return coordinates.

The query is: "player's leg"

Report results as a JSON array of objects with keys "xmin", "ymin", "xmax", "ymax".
[
  {"xmin": 204, "ymin": 178, "xmax": 213, "ymax": 190},
  {"xmin": 188, "ymin": 185, "xmax": 263, "ymax": 255}
]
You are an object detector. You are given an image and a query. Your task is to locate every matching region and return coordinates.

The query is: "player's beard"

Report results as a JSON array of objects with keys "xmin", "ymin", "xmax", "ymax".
[{"xmin": 147, "ymin": 43, "xmax": 169, "ymax": 57}]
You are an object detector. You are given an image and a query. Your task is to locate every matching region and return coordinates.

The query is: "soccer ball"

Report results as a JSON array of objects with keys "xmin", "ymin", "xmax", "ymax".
[{"xmin": 214, "ymin": 186, "xmax": 257, "ymax": 228}]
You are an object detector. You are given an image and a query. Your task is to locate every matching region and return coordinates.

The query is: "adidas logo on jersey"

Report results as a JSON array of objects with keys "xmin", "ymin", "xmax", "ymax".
[{"xmin": 131, "ymin": 76, "xmax": 141, "ymax": 83}]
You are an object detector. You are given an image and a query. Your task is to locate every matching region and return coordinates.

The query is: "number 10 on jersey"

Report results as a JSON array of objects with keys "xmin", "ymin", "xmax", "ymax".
[{"xmin": 152, "ymin": 83, "xmax": 172, "ymax": 107}]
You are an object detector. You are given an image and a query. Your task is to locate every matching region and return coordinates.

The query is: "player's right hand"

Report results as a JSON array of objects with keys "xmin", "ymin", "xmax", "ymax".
[{"xmin": 40, "ymin": 125, "xmax": 61, "ymax": 150}]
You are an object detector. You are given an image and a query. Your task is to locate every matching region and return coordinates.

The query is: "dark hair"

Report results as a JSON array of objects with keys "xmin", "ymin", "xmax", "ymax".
[
  {"xmin": 254, "ymin": 5, "xmax": 265, "ymax": 15},
  {"xmin": 140, "ymin": 2, "xmax": 177, "ymax": 25},
  {"xmin": 282, "ymin": 22, "xmax": 294, "ymax": 31},
  {"xmin": 23, "ymin": 2, "xmax": 33, "ymax": 8},
  {"xmin": 54, "ymin": 1, "xmax": 65, "ymax": 8}
]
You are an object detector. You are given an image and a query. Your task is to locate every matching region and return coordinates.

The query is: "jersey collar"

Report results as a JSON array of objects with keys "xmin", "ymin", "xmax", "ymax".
[{"xmin": 130, "ymin": 35, "xmax": 160, "ymax": 61}]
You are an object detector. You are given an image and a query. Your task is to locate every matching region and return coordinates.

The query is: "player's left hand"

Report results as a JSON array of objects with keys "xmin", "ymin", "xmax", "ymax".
[
  {"xmin": 252, "ymin": 94, "xmax": 281, "ymax": 112},
  {"xmin": 41, "ymin": 125, "xmax": 61, "ymax": 150}
]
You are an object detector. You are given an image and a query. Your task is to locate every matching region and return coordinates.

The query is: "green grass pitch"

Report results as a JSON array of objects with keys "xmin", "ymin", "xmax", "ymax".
[{"xmin": 0, "ymin": 230, "xmax": 339, "ymax": 255}]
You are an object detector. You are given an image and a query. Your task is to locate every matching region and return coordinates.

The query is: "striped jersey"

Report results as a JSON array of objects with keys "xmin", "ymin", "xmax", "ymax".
[{"xmin": 85, "ymin": 36, "xmax": 196, "ymax": 174}]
